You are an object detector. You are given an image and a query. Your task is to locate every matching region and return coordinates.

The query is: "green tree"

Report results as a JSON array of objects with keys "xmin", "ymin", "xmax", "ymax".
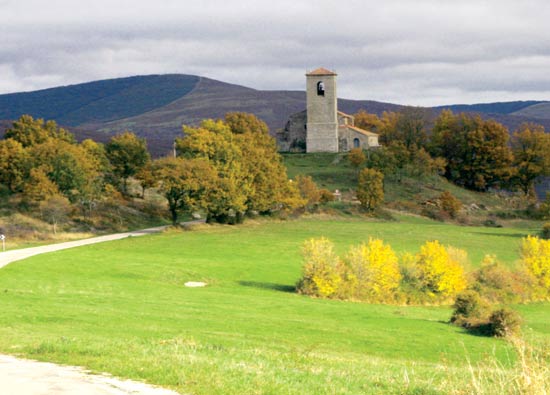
[
  {"xmin": 430, "ymin": 111, "xmax": 513, "ymax": 191},
  {"xmin": 510, "ymin": 123, "xmax": 550, "ymax": 196},
  {"xmin": 225, "ymin": 112, "xmax": 294, "ymax": 213},
  {"xmin": 0, "ymin": 138, "xmax": 28, "ymax": 192},
  {"xmin": 28, "ymin": 140, "xmax": 100, "ymax": 202},
  {"xmin": 22, "ymin": 167, "xmax": 61, "ymax": 204},
  {"xmin": 135, "ymin": 163, "xmax": 157, "ymax": 199},
  {"xmin": 5, "ymin": 115, "xmax": 74, "ymax": 147},
  {"xmin": 153, "ymin": 157, "xmax": 217, "ymax": 225},
  {"xmin": 81, "ymin": 139, "xmax": 111, "ymax": 173},
  {"xmin": 395, "ymin": 107, "xmax": 429, "ymax": 150},
  {"xmin": 177, "ymin": 119, "xmax": 249, "ymax": 223},
  {"xmin": 354, "ymin": 110, "xmax": 383, "ymax": 132},
  {"xmin": 105, "ymin": 131, "xmax": 150, "ymax": 195},
  {"xmin": 356, "ymin": 168, "xmax": 384, "ymax": 211}
]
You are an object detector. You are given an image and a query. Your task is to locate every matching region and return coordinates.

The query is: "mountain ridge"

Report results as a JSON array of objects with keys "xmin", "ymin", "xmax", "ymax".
[{"xmin": 0, "ymin": 74, "xmax": 549, "ymax": 156}]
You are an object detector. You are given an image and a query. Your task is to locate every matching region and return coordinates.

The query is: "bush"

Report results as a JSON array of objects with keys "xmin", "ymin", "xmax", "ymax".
[
  {"xmin": 296, "ymin": 238, "xmax": 342, "ymax": 298},
  {"xmin": 488, "ymin": 308, "xmax": 522, "ymax": 338},
  {"xmin": 471, "ymin": 255, "xmax": 537, "ymax": 304},
  {"xmin": 420, "ymin": 206, "xmax": 450, "ymax": 222},
  {"xmin": 318, "ymin": 188, "xmax": 335, "ymax": 204},
  {"xmin": 450, "ymin": 290, "xmax": 490, "ymax": 328},
  {"xmin": 415, "ymin": 240, "xmax": 467, "ymax": 298},
  {"xmin": 439, "ymin": 191, "xmax": 462, "ymax": 218},
  {"xmin": 541, "ymin": 223, "xmax": 550, "ymax": 240},
  {"xmin": 520, "ymin": 235, "xmax": 550, "ymax": 289},
  {"xmin": 295, "ymin": 175, "xmax": 320, "ymax": 210},
  {"xmin": 343, "ymin": 238, "xmax": 401, "ymax": 302}
]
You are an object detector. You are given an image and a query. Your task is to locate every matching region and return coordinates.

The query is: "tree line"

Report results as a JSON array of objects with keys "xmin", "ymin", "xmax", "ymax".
[
  {"xmin": 352, "ymin": 108, "xmax": 550, "ymax": 196},
  {"xmin": 0, "ymin": 113, "xmax": 309, "ymax": 229}
]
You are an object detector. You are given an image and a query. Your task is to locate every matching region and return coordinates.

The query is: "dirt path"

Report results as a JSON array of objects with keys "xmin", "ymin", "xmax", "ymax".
[{"xmin": 0, "ymin": 224, "xmax": 193, "ymax": 394}]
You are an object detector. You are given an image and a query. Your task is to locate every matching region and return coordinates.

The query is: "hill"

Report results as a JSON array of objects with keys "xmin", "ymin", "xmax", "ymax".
[
  {"xmin": 0, "ymin": 75, "xmax": 200, "ymax": 126},
  {"xmin": 512, "ymin": 102, "xmax": 550, "ymax": 119},
  {"xmin": 0, "ymin": 74, "xmax": 549, "ymax": 155}
]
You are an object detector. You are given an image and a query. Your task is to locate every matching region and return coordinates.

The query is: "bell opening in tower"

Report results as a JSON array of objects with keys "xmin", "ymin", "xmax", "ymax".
[{"xmin": 317, "ymin": 81, "xmax": 325, "ymax": 96}]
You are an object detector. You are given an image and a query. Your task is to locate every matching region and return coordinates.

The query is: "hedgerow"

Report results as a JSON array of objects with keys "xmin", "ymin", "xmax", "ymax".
[{"xmin": 298, "ymin": 234, "xmax": 550, "ymax": 310}]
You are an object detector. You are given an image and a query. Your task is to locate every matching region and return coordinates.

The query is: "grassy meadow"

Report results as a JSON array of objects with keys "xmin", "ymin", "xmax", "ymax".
[{"xmin": 0, "ymin": 216, "xmax": 549, "ymax": 394}]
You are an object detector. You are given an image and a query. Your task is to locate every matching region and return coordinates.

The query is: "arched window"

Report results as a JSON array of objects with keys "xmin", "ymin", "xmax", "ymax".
[
  {"xmin": 353, "ymin": 138, "xmax": 360, "ymax": 148},
  {"xmin": 317, "ymin": 81, "xmax": 325, "ymax": 96}
]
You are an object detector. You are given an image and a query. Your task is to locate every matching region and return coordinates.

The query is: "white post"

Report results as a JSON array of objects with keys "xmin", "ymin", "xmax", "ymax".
[{"xmin": 0, "ymin": 235, "xmax": 5, "ymax": 252}]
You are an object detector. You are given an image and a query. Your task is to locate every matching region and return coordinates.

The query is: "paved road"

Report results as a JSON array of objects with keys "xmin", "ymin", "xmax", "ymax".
[
  {"xmin": 0, "ymin": 355, "xmax": 180, "ymax": 395},
  {"xmin": 0, "ymin": 225, "xmax": 169, "ymax": 269},
  {"xmin": 0, "ymin": 224, "xmax": 190, "ymax": 394}
]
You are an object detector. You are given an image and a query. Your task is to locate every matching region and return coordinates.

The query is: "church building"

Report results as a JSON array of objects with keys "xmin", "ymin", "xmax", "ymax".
[{"xmin": 277, "ymin": 67, "xmax": 379, "ymax": 152}]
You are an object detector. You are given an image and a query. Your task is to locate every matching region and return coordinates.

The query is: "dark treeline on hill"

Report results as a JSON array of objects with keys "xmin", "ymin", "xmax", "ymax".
[
  {"xmin": 350, "ymin": 108, "xmax": 550, "ymax": 196},
  {"xmin": 0, "ymin": 113, "xmax": 310, "ymax": 233}
]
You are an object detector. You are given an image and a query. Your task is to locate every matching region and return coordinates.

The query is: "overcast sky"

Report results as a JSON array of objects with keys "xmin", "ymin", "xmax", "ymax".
[{"xmin": 1, "ymin": 0, "xmax": 550, "ymax": 106}]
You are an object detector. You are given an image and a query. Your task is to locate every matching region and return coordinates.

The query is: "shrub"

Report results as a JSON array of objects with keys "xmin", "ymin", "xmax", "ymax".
[
  {"xmin": 415, "ymin": 240, "xmax": 467, "ymax": 298},
  {"xmin": 343, "ymin": 238, "xmax": 401, "ymax": 302},
  {"xmin": 471, "ymin": 255, "xmax": 537, "ymax": 303},
  {"xmin": 420, "ymin": 206, "xmax": 450, "ymax": 222},
  {"xmin": 520, "ymin": 235, "xmax": 550, "ymax": 289},
  {"xmin": 450, "ymin": 290, "xmax": 490, "ymax": 328},
  {"xmin": 297, "ymin": 237, "xmax": 342, "ymax": 298},
  {"xmin": 541, "ymin": 223, "xmax": 550, "ymax": 240},
  {"xmin": 488, "ymin": 308, "xmax": 522, "ymax": 338},
  {"xmin": 318, "ymin": 189, "xmax": 335, "ymax": 204},
  {"xmin": 439, "ymin": 191, "xmax": 462, "ymax": 218},
  {"xmin": 294, "ymin": 175, "xmax": 320, "ymax": 209},
  {"xmin": 348, "ymin": 148, "xmax": 366, "ymax": 171}
]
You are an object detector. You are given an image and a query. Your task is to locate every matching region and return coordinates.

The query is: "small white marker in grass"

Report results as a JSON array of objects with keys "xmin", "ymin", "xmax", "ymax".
[{"xmin": 184, "ymin": 281, "xmax": 207, "ymax": 287}]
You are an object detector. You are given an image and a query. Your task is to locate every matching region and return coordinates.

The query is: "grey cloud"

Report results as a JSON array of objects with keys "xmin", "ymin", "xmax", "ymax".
[{"xmin": 1, "ymin": 0, "xmax": 550, "ymax": 105}]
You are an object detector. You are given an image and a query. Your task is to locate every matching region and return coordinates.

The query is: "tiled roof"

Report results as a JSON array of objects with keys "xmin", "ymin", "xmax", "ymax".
[
  {"xmin": 306, "ymin": 67, "xmax": 337, "ymax": 76},
  {"xmin": 340, "ymin": 124, "xmax": 378, "ymax": 137},
  {"xmin": 337, "ymin": 110, "xmax": 353, "ymax": 118}
]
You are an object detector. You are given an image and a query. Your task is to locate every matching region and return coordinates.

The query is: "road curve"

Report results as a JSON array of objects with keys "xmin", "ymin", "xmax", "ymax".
[
  {"xmin": 0, "ymin": 225, "xmax": 169, "ymax": 269},
  {"xmin": 0, "ymin": 223, "xmax": 197, "ymax": 395},
  {"xmin": 0, "ymin": 355, "xmax": 180, "ymax": 395}
]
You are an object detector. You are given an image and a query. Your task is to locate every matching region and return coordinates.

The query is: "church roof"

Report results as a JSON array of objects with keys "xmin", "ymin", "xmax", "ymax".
[
  {"xmin": 340, "ymin": 124, "xmax": 378, "ymax": 137},
  {"xmin": 306, "ymin": 67, "xmax": 337, "ymax": 76},
  {"xmin": 337, "ymin": 110, "xmax": 354, "ymax": 118}
]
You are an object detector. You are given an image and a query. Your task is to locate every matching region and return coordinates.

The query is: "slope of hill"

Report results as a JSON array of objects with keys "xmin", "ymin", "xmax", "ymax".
[
  {"xmin": 436, "ymin": 100, "xmax": 547, "ymax": 115},
  {"xmin": 511, "ymin": 102, "xmax": 550, "ymax": 120},
  {"xmin": 0, "ymin": 74, "xmax": 200, "ymax": 126}
]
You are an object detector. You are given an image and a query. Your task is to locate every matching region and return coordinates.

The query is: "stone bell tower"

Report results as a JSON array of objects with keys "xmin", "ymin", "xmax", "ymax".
[{"xmin": 306, "ymin": 67, "xmax": 338, "ymax": 153}]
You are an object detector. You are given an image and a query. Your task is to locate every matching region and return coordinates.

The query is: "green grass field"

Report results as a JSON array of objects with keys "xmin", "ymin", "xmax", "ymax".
[{"xmin": 0, "ymin": 216, "xmax": 548, "ymax": 394}]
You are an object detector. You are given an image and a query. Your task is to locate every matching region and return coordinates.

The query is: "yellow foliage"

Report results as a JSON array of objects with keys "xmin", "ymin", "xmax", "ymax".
[
  {"xmin": 344, "ymin": 238, "xmax": 401, "ymax": 301},
  {"xmin": 297, "ymin": 237, "xmax": 342, "ymax": 298},
  {"xmin": 416, "ymin": 240, "xmax": 467, "ymax": 297},
  {"xmin": 521, "ymin": 235, "xmax": 550, "ymax": 289}
]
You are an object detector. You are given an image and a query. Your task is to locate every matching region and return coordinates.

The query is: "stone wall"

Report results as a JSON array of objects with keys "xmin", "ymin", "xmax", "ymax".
[
  {"xmin": 306, "ymin": 74, "xmax": 338, "ymax": 153},
  {"xmin": 276, "ymin": 110, "xmax": 307, "ymax": 151}
]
